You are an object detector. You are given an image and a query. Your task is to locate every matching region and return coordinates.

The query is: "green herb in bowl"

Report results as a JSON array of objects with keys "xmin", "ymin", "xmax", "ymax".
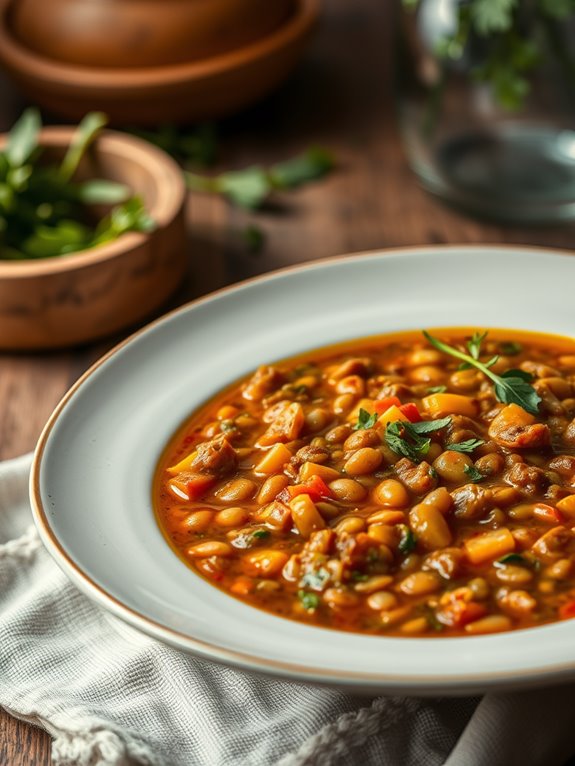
[{"xmin": 0, "ymin": 109, "xmax": 155, "ymax": 261}]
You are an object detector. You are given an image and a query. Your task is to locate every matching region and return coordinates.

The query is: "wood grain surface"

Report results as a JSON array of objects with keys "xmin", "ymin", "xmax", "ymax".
[{"xmin": 1, "ymin": 0, "xmax": 574, "ymax": 762}]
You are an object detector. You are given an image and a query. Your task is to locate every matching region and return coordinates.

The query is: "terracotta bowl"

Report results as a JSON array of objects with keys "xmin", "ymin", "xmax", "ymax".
[
  {"xmin": 8, "ymin": 0, "xmax": 293, "ymax": 68},
  {"xmin": 0, "ymin": 0, "xmax": 319, "ymax": 125},
  {"xmin": 0, "ymin": 128, "xmax": 187, "ymax": 350}
]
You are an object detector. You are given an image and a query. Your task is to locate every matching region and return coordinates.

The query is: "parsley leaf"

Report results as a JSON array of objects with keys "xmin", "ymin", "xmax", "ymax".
[
  {"xmin": 447, "ymin": 438, "xmax": 485, "ymax": 453},
  {"xmin": 407, "ymin": 416, "xmax": 451, "ymax": 434},
  {"xmin": 300, "ymin": 569, "xmax": 329, "ymax": 591},
  {"xmin": 243, "ymin": 224, "xmax": 265, "ymax": 254},
  {"xmin": 500, "ymin": 341, "xmax": 522, "ymax": 355},
  {"xmin": 353, "ymin": 408, "xmax": 378, "ymax": 431},
  {"xmin": 384, "ymin": 418, "xmax": 449, "ymax": 462},
  {"xmin": 471, "ymin": 0, "xmax": 517, "ymax": 36},
  {"xmin": 252, "ymin": 529, "xmax": 270, "ymax": 540},
  {"xmin": 298, "ymin": 590, "xmax": 320, "ymax": 611},
  {"xmin": 467, "ymin": 331, "xmax": 488, "ymax": 360},
  {"xmin": 495, "ymin": 553, "xmax": 530, "ymax": 566},
  {"xmin": 464, "ymin": 464, "xmax": 485, "ymax": 483},
  {"xmin": 423, "ymin": 330, "xmax": 541, "ymax": 415},
  {"xmin": 427, "ymin": 385, "xmax": 447, "ymax": 394},
  {"xmin": 398, "ymin": 525, "xmax": 417, "ymax": 554},
  {"xmin": 186, "ymin": 147, "xmax": 334, "ymax": 210}
]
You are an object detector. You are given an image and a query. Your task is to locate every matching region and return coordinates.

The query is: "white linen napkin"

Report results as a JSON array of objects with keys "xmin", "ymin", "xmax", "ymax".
[{"xmin": 2, "ymin": 454, "xmax": 575, "ymax": 766}]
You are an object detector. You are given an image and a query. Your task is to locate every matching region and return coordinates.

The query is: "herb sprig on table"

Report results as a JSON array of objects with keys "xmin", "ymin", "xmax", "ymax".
[
  {"xmin": 185, "ymin": 147, "xmax": 335, "ymax": 209},
  {"xmin": 0, "ymin": 109, "xmax": 155, "ymax": 261},
  {"xmin": 423, "ymin": 330, "xmax": 541, "ymax": 415}
]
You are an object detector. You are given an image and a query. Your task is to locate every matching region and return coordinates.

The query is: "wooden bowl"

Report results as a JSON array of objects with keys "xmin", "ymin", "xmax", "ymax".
[
  {"xmin": 8, "ymin": 0, "xmax": 293, "ymax": 68},
  {"xmin": 0, "ymin": 0, "xmax": 319, "ymax": 125},
  {"xmin": 0, "ymin": 128, "xmax": 187, "ymax": 350}
]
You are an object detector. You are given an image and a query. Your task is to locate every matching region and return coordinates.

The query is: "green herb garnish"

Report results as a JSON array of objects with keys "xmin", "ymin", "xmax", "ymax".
[
  {"xmin": 463, "ymin": 464, "xmax": 485, "ymax": 483},
  {"xmin": 353, "ymin": 408, "xmax": 378, "ymax": 431},
  {"xmin": 500, "ymin": 341, "xmax": 523, "ymax": 356},
  {"xmin": 243, "ymin": 224, "xmax": 265, "ymax": 254},
  {"xmin": 128, "ymin": 124, "xmax": 217, "ymax": 167},
  {"xmin": 0, "ymin": 109, "xmax": 155, "ymax": 261},
  {"xmin": 252, "ymin": 529, "xmax": 271, "ymax": 540},
  {"xmin": 447, "ymin": 438, "xmax": 485, "ymax": 453},
  {"xmin": 427, "ymin": 385, "xmax": 447, "ymax": 394},
  {"xmin": 385, "ymin": 417, "xmax": 451, "ymax": 462},
  {"xmin": 185, "ymin": 147, "xmax": 335, "ymax": 209},
  {"xmin": 298, "ymin": 590, "xmax": 320, "ymax": 611},
  {"xmin": 423, "ymin": 330, "xmax": 541, "ymax": 415},
  {"xmin": 495, "ymin": 553, "xmax": 530, "ymax": 566},
  {"xmin": 300, "ymin": 569, "xmax": 330, "ymax": 590},
  {"xmin": 398, "ymin": 525, "xmax": 417, "ymax": 554}
]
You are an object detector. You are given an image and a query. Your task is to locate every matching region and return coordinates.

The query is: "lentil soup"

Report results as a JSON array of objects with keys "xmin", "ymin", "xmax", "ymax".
[{"xmin": 154, "ymin": 329, "xmax": 575, "ymax": 637}]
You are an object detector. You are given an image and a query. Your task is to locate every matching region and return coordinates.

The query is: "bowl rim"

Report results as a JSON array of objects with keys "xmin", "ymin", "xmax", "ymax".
[
  {"xmin": 0, "ymin": 127, "xmax": 186, "ymax": 278},
  {"xmin": 0, "ymin": 0, "xmax": 319, "ymax": 90},
  {"xmin": 29, "ymin": 243, "xmax": 575, "ymax": 692}
]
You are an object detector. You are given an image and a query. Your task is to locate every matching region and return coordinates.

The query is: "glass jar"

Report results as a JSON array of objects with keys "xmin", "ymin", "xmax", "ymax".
[{"xmin": 396, "ymin": 0, "xmax": 575, "ymax": 223}]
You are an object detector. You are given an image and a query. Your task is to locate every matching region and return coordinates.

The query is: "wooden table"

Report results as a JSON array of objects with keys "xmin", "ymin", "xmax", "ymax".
[{"xmin": 1, "ymin": 0, "xmax": 574, "ymax": 762}]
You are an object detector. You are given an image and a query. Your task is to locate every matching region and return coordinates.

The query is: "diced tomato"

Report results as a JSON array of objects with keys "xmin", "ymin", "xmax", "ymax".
[
  {"xmin": 436, "ymin": 600, "xmax": 487, "ymax": 628},
  {"xmin": 284, "ymin": 474, "xmax": 333, "ymax": 503},
  {"xmin": 399, "ymin": 403, "xmax": 422, "ymax": 422},
  {"xmin": 532, "ymin": 503, "xmax": 563, "ymax": 525},
  {"xmin": 559, "ymin": 600, "xmax": 575, "ymax": 620},
  {"xmin": 374, "ymin": 396, "xmax": 401, "ymax": 415}
]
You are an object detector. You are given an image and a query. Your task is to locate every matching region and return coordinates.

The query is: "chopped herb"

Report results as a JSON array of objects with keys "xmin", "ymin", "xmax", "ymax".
[
  {"xmin": 500, "ymin": 341, "xmax": 523, "ymax": 356},
  {"xmin": 423, "ymin": 330, "xmax": 541, "ymax": 415},
  {"xmin": 501, "ymin": 368, "xmax": 533, "ymax": 382},
  {"xmin": 468, "ymin": 331, "xmax": 488, "ymax": 360},
  {"xmin": 429, "ymin": 466, "xmax": 439, "ymax": 479},
  {"xmin": 185, "ymin": 146, "xmax": 335, "ymax": 210},
  {"xmin": 353, "ymin": 408, "xmax": 378, "ymax": 431},
  {"xmin": 495, "ymin": 553, "xmax": 530, "ymax": 567},
  {"xmin": 298, "ymin": 590, "xmax": 320, "ymax": 611},
  {"xmin": 447, "ymin": 438, "xmax": 485, "ymax": 453},
  {"xmin": 407, "ymin": 417, "xmax": 452, "ymax": 434},
  {"xmin": 252, "ymin": 529, "xmax": 270, "ymax": 540},
  {"xmin": 0, "ymin": 110, "xmax": 155, "ymax": 261},
  {"xmin": 219, "ymin": 419, "xmax": 237, "ymax": 433},
  {"xmin": 350, "ymin": 571, "xmax": 369, "ymax": 582},
  {"xmin": 243, "ymin": 224, "xmax": 265, "ymax": 254},
  {"xmin": 127, "ymin": 124, "xmax": 217, "ymax": 167},
  {"xmin": 463, "ymin": 464, "xmax": 485, "ymax": 483},
  {"xmin": 398, "ymin": 525, "xmax": 417, "ymax": 554},
  {"xmin": 300, "ymin": 569, "xmax": 329, "ymax": 590},
  {"xmin": 427, "ymin": 385, "xmax": 447, "ymax": 394},
  {"xmin": 385, "ymin": 417, "xmax": 450, "ymax": 463}
]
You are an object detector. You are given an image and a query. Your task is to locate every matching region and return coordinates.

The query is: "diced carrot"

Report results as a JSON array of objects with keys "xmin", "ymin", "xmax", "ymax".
[
  {"xmin": 255, "ymin": 443, "xmax": 292, "ymax": 474},
  {"xmin": 464, "ymin": 528, "xmax": 515, "ymax": 564},
  {"xmin": 166, "ymin": 450, "xmax": 198, "ymax": 476},
  {"xmin": 374, "ymin": 396, "xmax": 401, "ymax": 415},
  {"xmin": 556, "ymin": 495, "xmax": 575, "ymax": 518},
  {"xmin": 298, "ymin": 461, "xmax": 341, "ymax": 483},
  {"xmin": 532, "ymin": 503, "xmax": 563, "ymax": 525},
  {"xmin": 377, "ymin": 404, "xmax": 409, "ymax": 429},
  {"xmin": 422, "ymin": 393, "xmax": 478, "ymax": 418},
  {"xmin": 167, "ymin": 474, "xmax": 215, "ymax": 501}
]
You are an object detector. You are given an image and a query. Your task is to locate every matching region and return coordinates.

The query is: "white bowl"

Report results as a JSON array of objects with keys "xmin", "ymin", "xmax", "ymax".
[{"xmin": 31, "ymin": 245, "xmax": 575, "ymax": 695}]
